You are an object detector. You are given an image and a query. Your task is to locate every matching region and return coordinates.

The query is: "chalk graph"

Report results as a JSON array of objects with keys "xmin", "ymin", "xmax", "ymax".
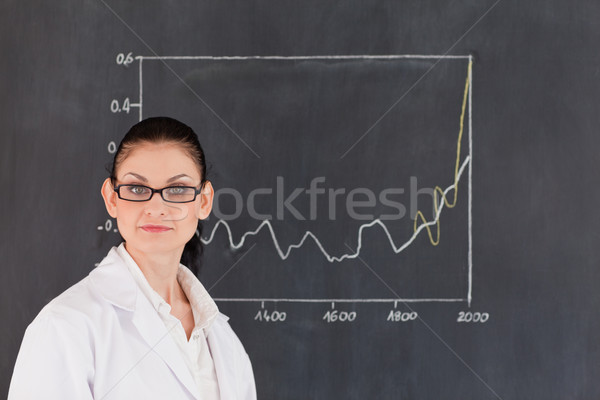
[{"xmin": 111, "ymin": 54, "xmax": 474, "ymax": 306}]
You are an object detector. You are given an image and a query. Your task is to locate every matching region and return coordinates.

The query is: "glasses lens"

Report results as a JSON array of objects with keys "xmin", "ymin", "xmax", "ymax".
[
  {"xmin": 119, "ymin": 185, "xmax": 152, "ymax": 201},
  {"xmin": 162, "ymin": 187, "xmax": 196, "ymax": 203}
]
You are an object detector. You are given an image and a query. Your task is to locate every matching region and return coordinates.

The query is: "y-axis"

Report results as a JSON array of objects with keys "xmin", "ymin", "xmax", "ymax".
[{"xmin": 137, "ymin": 56, "xmax": 143, "ymax": 121}]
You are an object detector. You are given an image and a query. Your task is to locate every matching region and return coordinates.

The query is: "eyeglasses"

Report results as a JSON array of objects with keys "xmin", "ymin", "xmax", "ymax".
[{"xmin": 114, "ymin": 184, "xmax": 202, "ymax": 203}]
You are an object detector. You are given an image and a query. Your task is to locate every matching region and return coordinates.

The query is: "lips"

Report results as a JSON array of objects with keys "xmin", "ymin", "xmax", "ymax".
[{"xmin": 141, "ymin": 224, "xmax": 172, "ymax": 233}]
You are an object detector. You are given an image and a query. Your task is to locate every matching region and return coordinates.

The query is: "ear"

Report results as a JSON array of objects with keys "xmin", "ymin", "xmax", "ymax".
[
  {"xmin": 196, "ymin": 181, "xmax": 214, "ymax": 220},
  {"xmin": 101, "ymin": 178, "xmax": 118, "ymax": 219}
]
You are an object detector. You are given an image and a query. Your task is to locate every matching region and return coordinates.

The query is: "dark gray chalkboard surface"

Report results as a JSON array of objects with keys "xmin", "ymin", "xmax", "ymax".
[{"xmin": 2, "ymin": 1, "xmax": 600, "ymax": 399}]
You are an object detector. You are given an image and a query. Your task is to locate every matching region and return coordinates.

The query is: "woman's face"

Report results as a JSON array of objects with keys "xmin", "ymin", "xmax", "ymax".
[{"xmin": 101, "ymin": 142, "xmax": 213, "ymax": 257}]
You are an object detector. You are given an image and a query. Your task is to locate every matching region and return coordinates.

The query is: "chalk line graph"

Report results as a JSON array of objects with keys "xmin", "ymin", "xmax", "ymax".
[{"xmin": 123, "ymin": 54, "xmax": 474, "ymax": 306}]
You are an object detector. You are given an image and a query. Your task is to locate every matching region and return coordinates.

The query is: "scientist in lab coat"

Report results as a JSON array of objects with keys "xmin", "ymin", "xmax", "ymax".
[{"xmin": 8, "ymin": 117, "xmax": 257, "ymax": 399}]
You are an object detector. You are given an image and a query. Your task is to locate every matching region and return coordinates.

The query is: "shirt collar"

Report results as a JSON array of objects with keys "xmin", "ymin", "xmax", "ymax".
[{"xmin": 116, "ymin": 242, "xmax": 219, "ymax": 332}]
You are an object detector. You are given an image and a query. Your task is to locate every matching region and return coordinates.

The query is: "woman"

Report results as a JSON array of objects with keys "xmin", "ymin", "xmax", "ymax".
[{"xmin": 8, "ymin": 117, "xmax": 257, "ymax": 399}]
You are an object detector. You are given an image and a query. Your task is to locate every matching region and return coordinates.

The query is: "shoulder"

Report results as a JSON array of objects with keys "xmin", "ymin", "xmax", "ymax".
[
  {"xmin": 13, "ymin": 277, "xmax": 99, "ymax": 371},
  {"xmin": 39, "ymin": 275, "xmax": 98, "ymax": 320},
  {"xmin": 35, "ymin": 245, "xmax": 129, "ymax": 325},
  {"xmin": 23, "ymin": 275, "xmax": 104, "ymax": 348},
  {"xmin": 211, "ymin": 313, "xmax": 244, "ymax": 343},
  {"xmin": 28, "ymin": 244, "xmax": 130, "ymax": 336},
  {"xmin": 209, "ymin": 313, "xmax": 257, "ymax": 399},
  {"xmin": 10, "ymin": 280, "xmax": 98, "ymax": 399},
  {"xmin": 209, "ymin": 312, "xmax": 252, "ymax": 359}
]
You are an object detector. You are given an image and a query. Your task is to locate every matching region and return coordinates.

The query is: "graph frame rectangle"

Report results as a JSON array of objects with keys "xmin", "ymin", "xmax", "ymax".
[{"xmin": 132, "ymin": 54, "xmax": 474, "ymax": 306}]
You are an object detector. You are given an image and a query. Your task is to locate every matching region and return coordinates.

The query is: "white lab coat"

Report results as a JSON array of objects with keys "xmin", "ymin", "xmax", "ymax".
[{"xmin": 8, "ymin": 246, "xmax": 257, "ymax": 400}]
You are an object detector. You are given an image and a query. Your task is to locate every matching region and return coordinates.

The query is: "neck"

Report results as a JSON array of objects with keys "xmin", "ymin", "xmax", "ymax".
[{"xmin": 124, "ymin": 242, "xmax": 186, "ymax": 305}]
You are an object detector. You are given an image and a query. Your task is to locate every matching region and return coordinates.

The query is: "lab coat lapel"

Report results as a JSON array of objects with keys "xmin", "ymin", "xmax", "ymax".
[
  {"xmin": 207, "ymin": 316, "xmax": 236, "ymax": 400},
  {"xmin": 131, "ymin": 297, "xmax": 201, "ymax": 400},
  {"xmin": 90, "ymin": 247, "xmax": 200, "ymax": 400}
]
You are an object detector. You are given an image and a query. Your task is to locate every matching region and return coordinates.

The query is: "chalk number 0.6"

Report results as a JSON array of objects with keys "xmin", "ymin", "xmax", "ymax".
[{"xmin": 115, "ymin": 52, "xmax": 134, "ymax": 66}]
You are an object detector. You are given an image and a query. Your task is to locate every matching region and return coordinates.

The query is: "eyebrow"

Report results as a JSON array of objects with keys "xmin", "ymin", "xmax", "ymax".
[{"xmin": 122, "ymin": 172, "xmax": 194, "ymax": 183}]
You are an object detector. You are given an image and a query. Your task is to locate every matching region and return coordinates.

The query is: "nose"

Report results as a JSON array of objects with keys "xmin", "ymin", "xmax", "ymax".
[{"xmin": 143, "ymin": 191, "xmax": 168, "ymax": 216}]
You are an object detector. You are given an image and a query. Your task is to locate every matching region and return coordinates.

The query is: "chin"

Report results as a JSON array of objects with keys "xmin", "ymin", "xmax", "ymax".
[{"xmin": 125, "ymin": 235, "xmax": 183, "ymax": 254}]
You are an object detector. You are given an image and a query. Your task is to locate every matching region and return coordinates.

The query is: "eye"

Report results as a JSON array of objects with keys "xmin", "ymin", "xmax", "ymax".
[
  {"xmin": 165, "ymin": 186, "xmax": 187, "ymax": 195},
  {"xmin": 128, "ymin": 185, "xmax": 150, "ymax": 195}
]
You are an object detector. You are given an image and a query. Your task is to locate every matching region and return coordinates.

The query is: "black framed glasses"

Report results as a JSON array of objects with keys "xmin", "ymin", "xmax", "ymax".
[{"xmin": 114, "ymin": 184, "xmax": 202, "ymax": 203}]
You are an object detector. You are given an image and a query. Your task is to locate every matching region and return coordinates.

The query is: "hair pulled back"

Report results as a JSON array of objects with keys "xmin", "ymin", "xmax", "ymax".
[{"xmin": 108, "ymin": 116, "xmax": 208, "ymax": 275}]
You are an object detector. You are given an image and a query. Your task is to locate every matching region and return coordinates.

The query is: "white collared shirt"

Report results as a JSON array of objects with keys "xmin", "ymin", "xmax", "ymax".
[{"xmin": 117, "ymin": 243, "xmax": 220, "ymax": 400}]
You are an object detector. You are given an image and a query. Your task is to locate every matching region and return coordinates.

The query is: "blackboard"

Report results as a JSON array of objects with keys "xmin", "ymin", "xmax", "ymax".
[{"xmin": 3, "ymin": 1, "xmax": 600, "ymax": 399}]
